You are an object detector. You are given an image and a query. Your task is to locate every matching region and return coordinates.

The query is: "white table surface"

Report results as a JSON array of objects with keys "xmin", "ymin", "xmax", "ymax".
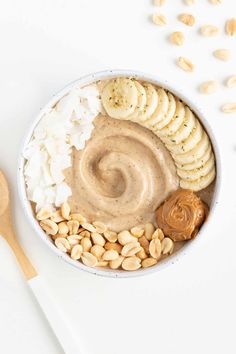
[{"xmin": 0, "ymin": 0, "xmax": 236, "ymax": 353}]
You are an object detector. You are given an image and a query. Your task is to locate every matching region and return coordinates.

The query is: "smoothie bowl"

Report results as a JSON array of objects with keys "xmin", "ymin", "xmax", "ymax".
[{"xmin": 18, "ymin": 70, "xmax": 221, "ymax": 278}]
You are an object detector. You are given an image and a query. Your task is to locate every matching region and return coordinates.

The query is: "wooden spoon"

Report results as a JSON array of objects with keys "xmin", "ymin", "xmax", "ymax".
[
  {"xmin": 0, "ymin": 170, "xmax": 37, "ymax": 279},
  {"xmin": 0, "ymin": 170, "xmax": 82, "ymax": 354}
]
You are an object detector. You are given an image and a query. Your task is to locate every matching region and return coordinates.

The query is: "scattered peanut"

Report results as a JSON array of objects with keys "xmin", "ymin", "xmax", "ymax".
[
  {"xmin": 144, "ymin": 223, "xmax": 155, "ymax": 241},
  {"xmin": 67, "ymin": 234, "xmax": 83, "ymax": 245},
  {"xmin": 80, "ymin": 237, "xmax": 92, "ymax": 252},
  {"xmin": 51, "ymin": 233, "xmax": 67, "ymax": 241},
  {"xmin": 183, "ymin": 0, "xmax": 196, "ymax": 5},
  {"xmin": 139, "ymin": 236, "xmax": 150, "ymax": 254},
  {"xmin": 161, "ymin": 237, "xmax": 174, "ymax": 255},
  {"xmin": 225, "ymin": 18, "xmax": 236, "ymax": 36},
  {"xmin": 91, "ymin": 232, "xmax": 106, "ymax": 247},
  {"xmin": 81, "ymin": 223, "xmax": 97, "ymax": 233},
  {"xmin": 130, "ymin": 225, "xmax": 144, "ymax": 238},
  {"xmin": 221, "ymin": 103, "xmax": 236, "ymax": 113},
  {"xmin": 97, "ymin": 261, "xmax": 108, "ymax": 267},
  {"xmin": 153, "ymin": 0, "xmax": 166, "ymax": 6},
  {"xmin": 152, "ymin": 228, "xmax": 165, "ymax": 241},
  {"xmin": 118, "ymin": 230, "xmax": 137, "ymax": 245},
  {"xmin": 177, "ymin": 57, "xmax": 194, "ymax": 72},
  {"xmin": 178, "ymin": 13, "xmax": 195, "ymax": 26},
  {"xmin": 200, "ymin": 25, "xmax": 219, "ymax": 37},
  {"xmin": 170, "ymin": 31, "xmax": 185, "ymax": 46},
  {"xmin": 122, "ymin": 256, "xmax": 141, "ymax": 271},
  {"xmin": 70, "ymin": 213, "xmax": 86, "ymax": 223},
  {"xmin": 71, "ymin": 244, "xmax": 83, "ymax": 260},
  {"xmin": 225, "ymin": 76, "xmax": 236, "ymax": 88},
  {"xmin": 149, "ymin": 238, "xmax": 162, "ymax": 259},
  {"xmin": 55, "ymin": 237, "xmax": 71, "ymax": 252},
  {"xmin": 79, "ymin": 230, "xmax": 90, "ymax": 238},
  {"xmin": 61, "ymin": 202, "xmax": 70, "ymax": 220},
  {"xmin": 36, "ymin": 207, "xmax": 53, "ymax": 221},
  {"xmin": 90, "ymin": 245, "xmax": 105, "ymax": 259},
  {"xmin": 199, "ymin": 81, "xmax": 219, "ymax": 94},
  {"xmin": 67, "ymin": 220, "xmax": 79, "ymax": 235},
  {"xmin": 209, "ymin": 0, "xmax": 222, "ymax": 4},
  {"xmin": 58, "ymin": 221, "xmax": 69, "ymax": 235},
  {"xmin": 40, "ymin": 219, "xmax": 58, "ymax": 235},
  {"xmin": 92, "ymin": 221, "xmax": 107, "ymax": 234},
  {"xmin": 81, "ymin": 252, "xmax": 97, "ymax": 267},
  {"xmin": 104, "ymin": 242, "xmax": 122, "ymax": 253},
  {"xmin": 136, "ymin": 247, "xmax": 148, "ymax": 260},
  {"xmin": 102, "ymin": 250, "xmax": 119, "ymax": 261},
  {"xmin": 213, "ymin": 49, "xmax": 231, "ymax": 61},
  {"xmin": 104, "ymin": 230, "xmax": 118, "ymax": 243},
  {"xmin": 109, "ymin": 256, "xmax": 124, "ymax": 270},
  {"xmin": 121, "ymin": 242, "xmax": 142, "ymax": 257},
  {"xmin": 142, "ymin": 258, "xmax": 158, "ymax": 268},
  {"xmin": 50, "ymin": 210, "xmax": 64, "ymax": 223},
  {"xmin": 152, "ymin": 13, "xmax": 167, "ymax": 26}
]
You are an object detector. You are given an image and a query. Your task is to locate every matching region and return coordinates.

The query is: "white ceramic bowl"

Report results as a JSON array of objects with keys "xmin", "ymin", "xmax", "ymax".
[{"xmin": 18, "ymin": 70, "xmax": 221, "ymax": 278}]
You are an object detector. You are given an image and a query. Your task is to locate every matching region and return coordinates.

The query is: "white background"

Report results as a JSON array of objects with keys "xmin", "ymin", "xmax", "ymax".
[{"xmin": 0, "ymin": 0, "xmax": 236, "ymax": 353}]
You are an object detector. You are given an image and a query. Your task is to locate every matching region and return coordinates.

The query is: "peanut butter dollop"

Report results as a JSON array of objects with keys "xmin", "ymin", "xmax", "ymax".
[{"xmin": 156, "ymin": 189, "xmax": 208, "ymax": 241}]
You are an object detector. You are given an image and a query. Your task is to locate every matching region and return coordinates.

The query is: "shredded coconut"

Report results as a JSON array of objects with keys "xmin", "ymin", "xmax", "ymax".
[{"xmin": 24, "ymin": 84, "xmax": 102, "ymax": 211}]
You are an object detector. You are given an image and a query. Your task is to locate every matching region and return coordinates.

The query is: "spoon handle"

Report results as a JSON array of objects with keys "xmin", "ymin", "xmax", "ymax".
[
  {"xmin": 28, "ymin": 275, "xmax": 82, "ymax": 354},
  {"xmin": 6, "ymin": 235, "xmax": 38, "ymax": 280},
  {"xmin": 6, "ymin": 234, "xmax": 81, "ymax": 353}
]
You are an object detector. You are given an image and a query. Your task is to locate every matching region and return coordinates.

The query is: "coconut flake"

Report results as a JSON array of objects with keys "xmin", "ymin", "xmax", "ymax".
[
  {"xmin": 55, "ymin": 182, "xmax": 72, "ymax": 207},
  {"xmin": 24, "ymin": 84, "xmax": 101, "ymax": 210}
]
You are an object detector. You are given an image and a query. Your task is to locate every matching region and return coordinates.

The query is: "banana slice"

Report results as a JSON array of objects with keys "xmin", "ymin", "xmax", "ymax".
[
  {"xmin": 180, "ymin": 168, "xmax": 216, "ymax": 191},
  {"xmin": 133, "ymin": 83, "xmax": 158, "ymax": 122},
  {"xmin": 128, "ymin": 81, "xmax": 147, "ymax": 120},
  {"xmin": 144, "ymin": 88, "xmax": 169, "ymax": 127},
  {"xmin": 177, "ymin": 153, "xmax": 215, "ymax": 181},
  {"xmin": 166, "ymin": 119, "xmax": 203, "ymax": 155},
  {"xmin": 162, "ymin": 107, "xmax": 195, "ymax": 146},
  {"xmin": 135, "ymin": 81, "xmax": 147, "ymax": 111},
  {"xmin": 173, "ymin": 132, "xmax": 210, "ymax": 165},
  {"xmin": 153, "ymin": 93, "xmax": 177, "ymax": 130},
  {"xmin": 176, "ymin": 145, "xmax": 212, "ymax": 171},
  {"xmin": 101, "ymin": 78, "xmax": 138, "ymax": 119},
  {"xmin": 156, "ymin": 100, "xmax": 185, "ymax": 137}
]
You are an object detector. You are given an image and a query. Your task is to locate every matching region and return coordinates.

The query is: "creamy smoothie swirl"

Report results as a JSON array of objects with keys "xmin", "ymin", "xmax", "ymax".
[{"xmin": 65, "ymin": 115, "xmax": 179, "ymax": 231}]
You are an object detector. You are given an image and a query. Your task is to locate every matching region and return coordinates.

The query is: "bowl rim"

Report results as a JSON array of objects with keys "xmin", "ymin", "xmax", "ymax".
[{"xmin": 17, "ymin": 69, "xmax": 222, "ymax": 278}]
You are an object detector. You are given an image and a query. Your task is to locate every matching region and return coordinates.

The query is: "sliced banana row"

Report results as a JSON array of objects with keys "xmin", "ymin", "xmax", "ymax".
[{"xmin": 101, "ymin": 78, "xmax": 216, "ymax": 192}]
